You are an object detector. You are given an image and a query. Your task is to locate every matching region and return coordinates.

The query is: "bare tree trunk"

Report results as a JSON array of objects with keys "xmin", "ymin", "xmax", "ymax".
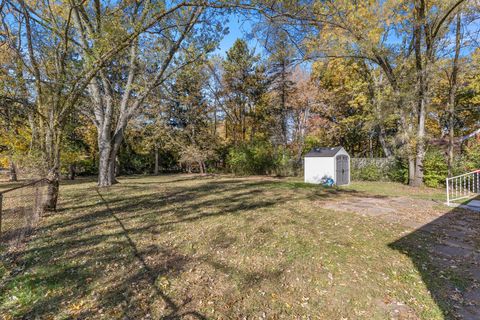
[
  {"xmin": 115, "ymin": 156, "xmax": 120, "ymax": 177},
  {"xmin": 413, "ymin": 98, "xmax": 426, "ymax": 187},
  {"xmin": 97, "ymin": 133, "xmax": 122, "ymax": 187},
  {"xmin": 68, "ymin": 164, "xmax": 76, "ymax": 180},
  {"xmin": 250, "ymin": 105, "xmax": 256, "ymax": 143},
  {"xmin": 43, "ymin": 135, "xmax": 61, "ymax": 211},
  {"xmin": 98, "ymin": 136, "xmax": 114, "ymax": 187},
  {"xmin": 154, "ymin": 145, "xmax": 159, "ymax": 175},
  {"xmin": 98, "ymin": 154, "xmax": 119, "ymax": 186},
  {"xmin": 28, "ymin": 113, "xmax": 37, "ymax": 152},
  {"xmin": 362, "ymin": 57, "xmax": 393, "ymax": 159},
  {"xmin": 8, "ymin": 157, "xmax": 18, "ymax": 182},
  {"xmin": 410, "ymin": 0, "xmax": 461, "ymax": 185},
  {"xmin": 448, "ymin": 14, "xmax": 462, "ymax": 176},
  {"xmin": 21, "ymin": 3, "xmax": 61, "ymax": 212},
  {"xmin": 412, "ymin": 0, "xmax": 426, "ymax": 187},
  {"xmin": 400, "ymin": 108, "xmax": 416, "ymax": 185},
  {"xmin": 447, "ymin": 119, "xmax": 455, "ymax": 176},
  {"xmin": 378, "ymin": 126, "xmax": 392, "ymax": 158},
  {"xmin": 408, "ymin": 157, "xmax": 415, "ymax": 185},
  {"xmin": 213, "ymin": 106, "xmax": 217, "ymax": 136},
  {"xmin": 44, "ymin": 169, "xmax": 59, "ymax": 211},
  {"xmin": 369, "ymin": 137, "xmax": 373, "ymax": 158},
  {"xmin": 242, "ymin": 107, "xmax": 247, "ymax": 142}
]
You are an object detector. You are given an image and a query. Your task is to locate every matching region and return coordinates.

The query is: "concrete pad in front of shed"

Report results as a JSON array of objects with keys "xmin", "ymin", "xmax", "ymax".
[{"xmin": 319, "ymin": 196, "xmax": 442, "ymax": 228}]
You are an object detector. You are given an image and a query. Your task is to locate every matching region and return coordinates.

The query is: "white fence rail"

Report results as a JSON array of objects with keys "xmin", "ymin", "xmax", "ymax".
[{"xmin": 446, "ymin": 170, "xmax": 480, "ymax": 206}]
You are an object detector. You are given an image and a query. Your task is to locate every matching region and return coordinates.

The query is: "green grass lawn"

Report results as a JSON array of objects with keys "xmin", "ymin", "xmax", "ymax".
[
  {"xmin": 343, "ymin": 180, "xmax": 447, "ymax": 202},
  {"xmin": 0, "ymin": 175, "xmax": 468, "ymax": 319}
]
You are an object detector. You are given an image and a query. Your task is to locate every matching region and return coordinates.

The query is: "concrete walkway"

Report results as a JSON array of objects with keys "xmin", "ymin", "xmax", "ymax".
[{"xmin": 461, "ymin": 199, "xmax": 480, "ymax": 212}]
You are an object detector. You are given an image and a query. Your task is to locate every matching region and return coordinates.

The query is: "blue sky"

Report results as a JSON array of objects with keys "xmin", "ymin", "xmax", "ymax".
[
  {"xmin": 214, "ymin": 11, "xmax": 479, "ymax": 60},
  {"xmin": 217, "ymin": 18, "xmax": 242, "ymax": 55},
  {"xmin": 215, "ymin": 15, "xmax": 258, "ymax": 56}
]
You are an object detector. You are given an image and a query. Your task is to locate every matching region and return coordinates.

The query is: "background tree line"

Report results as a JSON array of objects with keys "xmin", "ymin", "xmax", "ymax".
[{"xmin": 1, "ymin": 0, "xmax": 480, "ymax": 210}]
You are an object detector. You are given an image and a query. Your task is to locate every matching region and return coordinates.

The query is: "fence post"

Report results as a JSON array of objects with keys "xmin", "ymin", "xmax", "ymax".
[{"xmin": 446, "ymin": 178, "xmax": 450, "ymax": 206}]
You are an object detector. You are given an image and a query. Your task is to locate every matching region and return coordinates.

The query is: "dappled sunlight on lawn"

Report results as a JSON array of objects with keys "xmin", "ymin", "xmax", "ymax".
[{"xmin": 0, "ymin": 175, "xmax": 470, "ymax": 319}]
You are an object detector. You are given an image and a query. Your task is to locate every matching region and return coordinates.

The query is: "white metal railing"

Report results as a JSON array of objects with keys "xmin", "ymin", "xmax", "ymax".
[{"xmin": 446, "ymin": 170, "xmax": 480, "ymax": 206}]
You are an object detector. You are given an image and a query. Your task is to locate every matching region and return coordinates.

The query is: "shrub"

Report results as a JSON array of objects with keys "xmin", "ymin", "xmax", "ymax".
[
  {"xmin": 351, "ymin": 163, "xmax": 382, "ymax": 181},
  {"xmin": 77, "ymin": 158, "xmax": 97, "ymax": 176},
  {"xmin": 118, "ymin": 148, "xmax": 151, "ymax": 174},
  {"xmin": 463, "ymin": 142, "xmax": 480, "ymax": 171},
  {"xmin": 227, "ymin": 142, "xmax": 276, "ymax": 175},
  {"xmin": 272, "ymin": 149, "xmax": 300, "ymax": 177},
  {"xmin": 445, "ymin": 141, "xmax": 480, "ymax": 177},
  {"xmin": 387, "ymin": 158, "xmax": 409, "ymax": 184},
  {"xmin": 423, "ymin": 148, "xmax": 448, "ymax": 188},
  {"xmin": 351, "ymin": 157, "xmax": 406, "ymax": 182}
]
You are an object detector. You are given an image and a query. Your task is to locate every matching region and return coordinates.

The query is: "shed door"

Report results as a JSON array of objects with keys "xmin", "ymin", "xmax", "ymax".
[{"xmin": 336, "ymin": 155, "xmax": 349, "ymax": 185}]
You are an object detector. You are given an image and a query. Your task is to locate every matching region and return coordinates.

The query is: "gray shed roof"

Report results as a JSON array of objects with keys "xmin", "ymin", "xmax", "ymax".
[{"xmin": 304, "ymin": 147, "xmax": 343, "ymax": 157}]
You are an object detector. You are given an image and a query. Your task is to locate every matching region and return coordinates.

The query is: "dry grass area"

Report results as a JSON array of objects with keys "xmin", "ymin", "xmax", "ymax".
[{"xmin": 0, "ymin": 175, "xmax": 478, "ymax": 319}]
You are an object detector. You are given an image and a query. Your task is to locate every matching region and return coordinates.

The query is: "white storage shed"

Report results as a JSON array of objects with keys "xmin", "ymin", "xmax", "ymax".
[{"xmin": 304, "ymin": 147, "xmax": 350, "ymax": 185}]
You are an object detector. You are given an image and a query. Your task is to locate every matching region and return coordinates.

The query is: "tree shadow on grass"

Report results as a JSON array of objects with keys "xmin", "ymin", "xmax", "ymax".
[
  {"xmin": 389, "ymin": 205, "xmax": 480, "ymax": 319},
  {"xmin": 92, "ymin": 190, "xmax": 207, "ymax": 319},
  {"xmin": 0, "ymin": 176, "xmax": 375, "ymax": 319},
  {"xmin": 57, "ymin": 174, "xmax": 206, "ymax": 188}
]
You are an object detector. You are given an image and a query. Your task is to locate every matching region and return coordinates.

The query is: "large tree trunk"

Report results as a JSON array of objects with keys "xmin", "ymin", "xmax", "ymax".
[
  {"xmin": 448, "ymin": 14, "xmax": 462, "ymax": 176},
  {"xmin": 97, "ymin": 131, "xmax": 122, "ymax": 187},
  {"xmin": 43, "ymin": 135, "xmax": 61, "ymax": 212},
  {"xmin": 98, "ymin": 148, "xmax": 119, "ymax": 187},
  {"xmin": 411, "ymin": 0, "xmax": 426, "ymax": 187},
  {"xmin": 98, "ymin": 139, "xmax": 113, "ymax": 187},
  {"xmin": 43, "ymin": 169, "xmax": 60, "ymax": 211},
  {"xmin": 412, "ymin": 95, "xmax": 426, "ymax": 187}
]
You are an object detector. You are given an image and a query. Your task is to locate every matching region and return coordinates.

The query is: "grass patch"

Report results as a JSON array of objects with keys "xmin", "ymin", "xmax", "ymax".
[
  {"xmin": 343, "ymin": 181, "xmax": 446, "ymax": 202},
  {"xmin": 0, "ymin": 175, "xmax": 464, "ymax": 319}
]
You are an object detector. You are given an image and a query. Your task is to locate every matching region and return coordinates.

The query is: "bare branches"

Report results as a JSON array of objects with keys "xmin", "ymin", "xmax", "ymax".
[{"xmin": 432, "ymin": 0, "xmax": 467, "ymax": 41}]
